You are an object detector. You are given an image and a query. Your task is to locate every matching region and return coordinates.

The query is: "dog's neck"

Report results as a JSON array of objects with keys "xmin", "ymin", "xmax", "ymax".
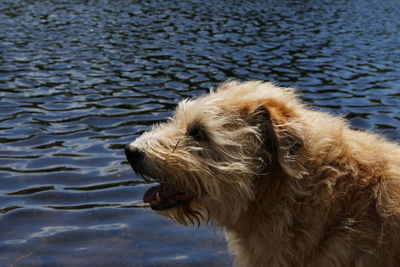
[
  {"xmin": 225, "ymin": 170, "xmax": 290, "ymax": 232},
  {"xmin": 223, "ymin": 171, "xmax": 306, "ymax": 265}
]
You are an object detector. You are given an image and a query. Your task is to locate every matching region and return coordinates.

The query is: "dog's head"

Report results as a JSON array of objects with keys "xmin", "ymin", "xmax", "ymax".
[{"xmin": 125, "ymin": 81, "xmax": 305, "ymax": 226}]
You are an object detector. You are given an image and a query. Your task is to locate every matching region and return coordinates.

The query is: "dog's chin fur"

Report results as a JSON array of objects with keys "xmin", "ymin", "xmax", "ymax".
[{"xmin": 127, "ymin": 81, "xmax": 400, "ymax": 267}]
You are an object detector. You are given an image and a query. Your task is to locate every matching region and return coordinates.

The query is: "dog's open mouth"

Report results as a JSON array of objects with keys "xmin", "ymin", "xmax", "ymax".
[{"xmin": 143, "ymin": 183, "xmax": 193, "ymax": 210}]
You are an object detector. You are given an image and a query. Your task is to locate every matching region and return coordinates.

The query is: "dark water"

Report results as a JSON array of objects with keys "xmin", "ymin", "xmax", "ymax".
[{"xmin": 1, "ymin": 0, "xmax": 400, "ymax": 265}]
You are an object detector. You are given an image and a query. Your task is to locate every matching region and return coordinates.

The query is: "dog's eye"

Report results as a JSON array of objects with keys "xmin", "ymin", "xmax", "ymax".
[{"xmin": 187, "ymin": 124, "xmax": 207, "ymax": 142}]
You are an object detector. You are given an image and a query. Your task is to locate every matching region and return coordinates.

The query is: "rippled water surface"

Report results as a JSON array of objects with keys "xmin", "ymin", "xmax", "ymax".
[{"xmin": 1, "ymin": 0, "xmax": 400, "ymax": 266}]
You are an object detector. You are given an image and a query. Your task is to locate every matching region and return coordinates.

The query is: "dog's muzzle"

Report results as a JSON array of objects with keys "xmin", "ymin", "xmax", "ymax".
[
  {"xmin": 124, "ymin": 144, "xmax": 194, "ymax": 210},
  {"xmin": 124, "ymin": 145, "xmax": 144, "ymax": 170}
]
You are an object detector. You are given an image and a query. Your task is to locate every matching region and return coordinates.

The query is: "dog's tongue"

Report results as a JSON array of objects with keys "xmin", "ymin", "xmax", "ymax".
[{"xmin": 143, "ymin": 184, "xmax": 192, "ymax": 210}]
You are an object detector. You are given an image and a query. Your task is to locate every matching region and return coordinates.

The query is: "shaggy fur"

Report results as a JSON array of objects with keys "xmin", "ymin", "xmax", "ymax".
[{"xmin": 125, "ymin": 81, "xmax": 400, "ymax": 267}]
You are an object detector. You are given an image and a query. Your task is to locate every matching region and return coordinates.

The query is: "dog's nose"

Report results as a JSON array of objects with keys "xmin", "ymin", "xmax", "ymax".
[{"xmin": 124, "ymin": 145, "xmax": 144, "ymax": 165}]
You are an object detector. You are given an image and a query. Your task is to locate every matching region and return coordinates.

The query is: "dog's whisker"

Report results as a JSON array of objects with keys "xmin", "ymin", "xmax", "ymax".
[{"xmin": 172, "ymin": 140, "xmax": 181, "ymax": 153}]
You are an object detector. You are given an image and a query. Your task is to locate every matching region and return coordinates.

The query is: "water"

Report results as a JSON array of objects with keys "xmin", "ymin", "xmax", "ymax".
[{"xmin": 1, "ymin": 0, "xmax": 399, "ymax": 265}]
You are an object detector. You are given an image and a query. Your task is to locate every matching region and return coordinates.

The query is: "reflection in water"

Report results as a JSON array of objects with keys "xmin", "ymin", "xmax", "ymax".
[
  {"xmin": 4, "ymin": 239, "xmax": 28, "ymax": 245},
  {"xmin": 30, "ymin": 223, "xmax": 128, "ymax": 238},
  {"xmin": 0, "ymin": 0, "xmax": 399, "ymax": 265},
  {"xmin": 4, "ymin": 223, "xmax": 128, "ymax": 247},
  {"xmin": 88, "ymin": 223, "xmax": 128, "ymax": 231},
  {"xmin": 31, "ymin": 226, "xmax": 80, "ymax": 238}
]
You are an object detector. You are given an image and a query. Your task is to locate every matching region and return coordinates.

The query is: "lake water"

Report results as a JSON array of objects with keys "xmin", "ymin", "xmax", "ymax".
[{"xmin": 1, "ymin": 0, "xmax": 399, "ymax": 266}]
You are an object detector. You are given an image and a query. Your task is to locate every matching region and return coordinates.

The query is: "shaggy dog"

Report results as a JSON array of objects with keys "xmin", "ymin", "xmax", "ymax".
[{"xmin": 125, "ymin": 81, "xmax": 400, "ymax": 266}]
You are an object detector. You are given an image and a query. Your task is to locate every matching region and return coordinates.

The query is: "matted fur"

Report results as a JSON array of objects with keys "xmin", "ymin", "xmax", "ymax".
[{"xmin": 126, "ymin": 81, "xmax": 400, "ymax": 266}]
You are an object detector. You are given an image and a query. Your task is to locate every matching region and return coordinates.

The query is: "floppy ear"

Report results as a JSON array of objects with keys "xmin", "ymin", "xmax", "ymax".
[
  {"xmin": 250, "ymin": 102, "xmax": 304, "ymax": 177},
  {"xmin": 251, "ymin": 106, "xmax": 279, "ymax": 154}
]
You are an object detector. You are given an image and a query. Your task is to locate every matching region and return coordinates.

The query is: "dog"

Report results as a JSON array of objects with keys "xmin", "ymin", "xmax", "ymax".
[{"xmin": 125, "ymin": 81, "xmax": 400, "ymax": 266}]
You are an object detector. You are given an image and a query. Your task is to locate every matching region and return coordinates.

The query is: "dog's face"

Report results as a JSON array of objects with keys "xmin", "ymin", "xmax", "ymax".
[{"xmin": 125, "ymin": 81, "xmax": 303, "ymax": 226}]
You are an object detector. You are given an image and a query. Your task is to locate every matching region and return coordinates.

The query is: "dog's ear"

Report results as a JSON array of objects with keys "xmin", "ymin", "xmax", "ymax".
[
  {"xmin": 250, "ymin": 106, "xmax": 279, "ymax": 154},
  {"xmin": 250, "ymin": 102, "xmax": 304, "ymax": 177}
]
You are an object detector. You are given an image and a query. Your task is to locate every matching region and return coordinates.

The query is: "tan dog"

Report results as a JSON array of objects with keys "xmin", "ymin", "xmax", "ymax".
[{"xmin": 125, "ymin": 81, "xmax": 400, "ymax": 266}]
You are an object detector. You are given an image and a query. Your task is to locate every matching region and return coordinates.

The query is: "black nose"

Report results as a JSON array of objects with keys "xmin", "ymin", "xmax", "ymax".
[{"xmin": 124, "ymin": 145, "xmax": 144, "ymax": 166}]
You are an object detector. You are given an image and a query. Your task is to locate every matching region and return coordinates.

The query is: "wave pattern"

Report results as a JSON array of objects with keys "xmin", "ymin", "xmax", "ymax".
[{"xmin": 0, "ymin": 0, "xmax": 399, "ymax": 265}]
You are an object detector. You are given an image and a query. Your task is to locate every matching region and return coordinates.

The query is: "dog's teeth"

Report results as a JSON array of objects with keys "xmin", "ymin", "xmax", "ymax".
[{"xmin": 156, "ymin": 192, "xmax": 161, "ymax": 202}]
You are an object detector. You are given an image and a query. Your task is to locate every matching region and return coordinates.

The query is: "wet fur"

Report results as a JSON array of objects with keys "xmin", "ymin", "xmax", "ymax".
[{"xmin": 128, "ymin": 81, "xmax": 400, "ymax": 266}]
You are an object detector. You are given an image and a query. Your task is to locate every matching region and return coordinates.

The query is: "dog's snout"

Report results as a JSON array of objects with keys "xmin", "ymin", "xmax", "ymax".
[{"xmin": 124, "ymin": 145, "xmax": 144, "ymax": 165}]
